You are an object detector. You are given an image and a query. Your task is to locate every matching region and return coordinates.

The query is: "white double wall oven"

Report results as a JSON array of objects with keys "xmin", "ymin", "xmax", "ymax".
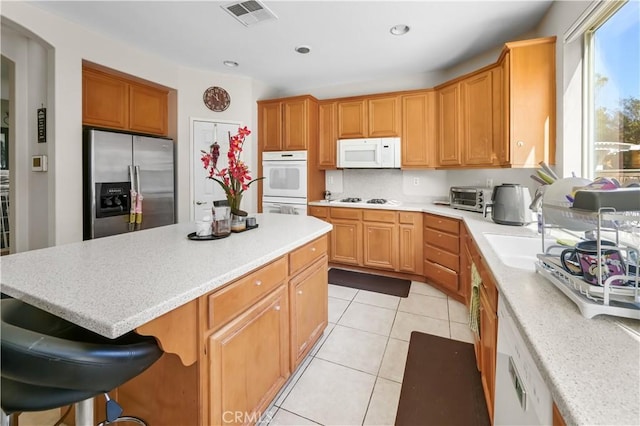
[{"xmin": 261, "ymin": 151, "xmax": 307, "ymax": 215}]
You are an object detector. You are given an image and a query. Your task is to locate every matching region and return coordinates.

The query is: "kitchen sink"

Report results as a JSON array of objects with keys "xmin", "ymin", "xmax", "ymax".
[{"xmin": 482, "ymin": 233, "xmax": 550, "ymax": 271}]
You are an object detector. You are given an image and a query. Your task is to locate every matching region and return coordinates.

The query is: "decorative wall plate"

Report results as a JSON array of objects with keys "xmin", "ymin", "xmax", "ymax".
[{"xmin": 203, "ymin": 86, "xmax": 231, "ymax": 112}]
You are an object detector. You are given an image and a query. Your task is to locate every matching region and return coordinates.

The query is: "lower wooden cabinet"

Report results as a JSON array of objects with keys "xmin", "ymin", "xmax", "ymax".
[
  {"xmin": 423, "ymin": 213, "xmax": 462, "ymax": 300},
  {"xmin": 398, "ymin": 212, "xmax": 424, "ymax": 274},
  {"xmin": 363, "ymin": 222, "xmax": 397, "ymax": 270},
  {"xmin": 316, "ymin": 207, "xmax": 423, "ymax": 277},
  {"xmin": 331, "ymin": 219, "xmax": 362, "ymax": 265},
  {"xmin": 479, "ymin": 287, "xmax": 497, "ymax": 423},
  {"xmin": 289, "ymin": 256, "xmax": 328, "ymax": 369},
  {"xmin": 208, "ymin": 285, "xmax": 290, "ymax": 425}
]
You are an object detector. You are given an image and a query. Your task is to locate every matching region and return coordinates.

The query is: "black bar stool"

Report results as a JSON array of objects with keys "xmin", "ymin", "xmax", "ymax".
[{"xmin": 0, "ymin": 298, "xmax": 163, "ymax": 425}]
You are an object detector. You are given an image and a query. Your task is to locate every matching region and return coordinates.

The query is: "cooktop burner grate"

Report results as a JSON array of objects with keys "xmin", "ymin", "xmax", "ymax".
[
  {"xmin": 340, "ymin": 197, "xmax": 362, "ymax": 203},
  {"xmin": 367, "ymin": 198, "xmax": 387, "ymax": 204}
]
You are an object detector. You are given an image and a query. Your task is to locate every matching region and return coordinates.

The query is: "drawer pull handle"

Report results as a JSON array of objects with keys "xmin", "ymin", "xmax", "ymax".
[
  {"xmin": 298, "ymin": 290, "xmax": 303, "ymax": 295},
  {"xmin": 255, "ymin": 280, "xmax": 262, "ymax": 286},
  {"xmin": 274, "ymin": 305, "xmax": 281, "ymax": 311},
  {"xmin": 311, "ymin": 247, "xmax": 316, "ymax": 252}
]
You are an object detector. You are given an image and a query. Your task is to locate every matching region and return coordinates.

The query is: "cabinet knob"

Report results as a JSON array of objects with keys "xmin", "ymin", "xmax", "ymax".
[
  {"xmin": 311, "ymin": 247, "xmax": 316, "ymax": 252},
  {"xmin": 517, "ymin": 140, "xmax": 524, "ymax": 147},
  {"xmin": 298, "ymin": 290, "xmax": 303, "ymax": 295},
  {"xmin": 255, "ymin": 280, "xmax": 262, "ymax": 286},
  {"xmin": 274, "ymin": 305, "xmax": 281, "ymax": 311}
]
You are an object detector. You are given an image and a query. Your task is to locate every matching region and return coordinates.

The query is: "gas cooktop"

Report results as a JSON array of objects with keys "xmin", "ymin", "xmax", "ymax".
[{"xmin": 338, "ymin": 197, "xmax": 395, "ymax": 205}]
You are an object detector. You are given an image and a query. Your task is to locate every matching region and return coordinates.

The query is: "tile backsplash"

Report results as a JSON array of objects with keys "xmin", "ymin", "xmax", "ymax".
[{"xmin": 324, "ymin": 168, "xmax": 538, "ymax": 202}]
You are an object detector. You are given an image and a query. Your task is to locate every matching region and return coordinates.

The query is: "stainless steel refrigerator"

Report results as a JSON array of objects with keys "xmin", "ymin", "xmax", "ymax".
[{"xmin": 83, "ymin": 128, "xmax": 175, "ymax": 240}]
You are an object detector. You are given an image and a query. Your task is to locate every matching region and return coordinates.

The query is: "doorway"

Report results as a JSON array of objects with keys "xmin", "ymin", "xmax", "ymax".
[
  {"xmin": 1, "ymin": 55, "xmax": 12, "ymax": 255},
  {"xmin": 191, "ymin": 119, "xmax": 241, "ymax": 221}
]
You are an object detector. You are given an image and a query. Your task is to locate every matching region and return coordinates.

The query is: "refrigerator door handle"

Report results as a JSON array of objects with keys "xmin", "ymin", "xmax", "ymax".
[
  {"xmin": 135, "ymin": 165, "xmax": 141, "ymax": 194},
  {"xmin": 129, "ymin": 165, "xmax": 135, "ymax": 191}
]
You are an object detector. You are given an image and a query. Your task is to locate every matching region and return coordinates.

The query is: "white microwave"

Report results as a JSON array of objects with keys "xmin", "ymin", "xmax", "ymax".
[{"xmin": 337, "ymin": 137, "xmax": 401, "ymax": 168}]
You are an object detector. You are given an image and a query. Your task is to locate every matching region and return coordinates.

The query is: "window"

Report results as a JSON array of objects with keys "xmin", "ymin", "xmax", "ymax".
[{"xmin": 585, "ymin": 0, "xmax": 640, "ymax": 183}]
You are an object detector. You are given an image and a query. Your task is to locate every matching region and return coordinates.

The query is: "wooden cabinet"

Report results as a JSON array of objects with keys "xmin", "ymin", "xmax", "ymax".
[
  {"xmin": 436, "ymin": 83, "xmax": 462, "ymax": 166},
  {"xmin": 464, "ymin": 230, "xmax": 499, "ymax": 423},
  {"xmin": 110, "ymin": 236, "xmax": 330, "ymax": 426},
  {"xmin": 337, "ymin": 99, "xmax": 367, "ymax": 138},
  {"xmin": 479, "ymin": 282, "xmax": 497, "ymax": 423},
  {"xmin": 259, "ymin": 101, "xmax": 283, "ymax": 152},
  {"xmin": 258, "ymin": 96, "xmax": 319, "ymax": 151},
  {"xmin": 208, "ymin": 285, "xmax": 290, "ymax": 425},
  {"xmin": 330, "ymin": 208, "xmax": 363, "ymax": 266},
  {"xmin": 337, "ymin": 95, "xmax": 400, "ymax": 139},
  {"xmin": 289, "ymin": 255, "xmax": 328, "ymax": 369},
  {"xmin": 368, "ymin": 96, "xmax": 400, "ymax": 137},
  {"xmin": 401, "ymin": 91, "xmax": 436, "ymax": 168},
  {"xmin": 320, "ymin": 207, "xmax": 423, "ymax": 277},
  {"xmin": 460, "ymin": 69, "xmax": 498, "ymax": 166},
  {"xmin": 82, "ymin": 66, "xmax": 168, "ymax": 136},
  {"xmin": 437, "ymin": 68, "xmax": 500, "ymax": 168},
  {"xmin": 498, "ymin": 37, "xmax": 556, "ymax": 167},
  {"xmin": 423, "ymin": 213, "xmax": 463, "ymax": 300},
  {"xmin": 553, "ymin": 402, "xmax": 567, "ymax": 426},
  {"xmin": 363, "ymin": 210, "xmax": 398, "ymax": 271},
  {"xmin": 318, "ymin": 101, "xmax": 338, "ymax": 169},
  {"xmin": 398, "ymin": 212, "xmax": 424, "ymax": 274}
]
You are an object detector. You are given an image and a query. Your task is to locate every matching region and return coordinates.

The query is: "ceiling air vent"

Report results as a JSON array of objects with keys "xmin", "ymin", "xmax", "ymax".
[{"xmin": 222, "ymin": 1, "xmax": 278, "ymax": 27}]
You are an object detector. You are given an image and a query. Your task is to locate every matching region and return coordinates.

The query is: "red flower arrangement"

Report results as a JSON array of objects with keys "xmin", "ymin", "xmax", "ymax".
[{"xmin": 201, "ymin": 126, "xmax": 263, "ymax": 215}]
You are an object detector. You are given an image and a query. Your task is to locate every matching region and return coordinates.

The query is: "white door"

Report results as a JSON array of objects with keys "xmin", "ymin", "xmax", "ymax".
[{"xmin": 192, "ymin": 119, "xmax": 240, "ymax": 220}]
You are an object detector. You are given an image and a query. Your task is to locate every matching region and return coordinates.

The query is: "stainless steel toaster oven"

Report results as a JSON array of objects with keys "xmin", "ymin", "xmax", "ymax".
[{"xmin": 449, "ymin": 186, "xmax": 492, "ymax": 212}]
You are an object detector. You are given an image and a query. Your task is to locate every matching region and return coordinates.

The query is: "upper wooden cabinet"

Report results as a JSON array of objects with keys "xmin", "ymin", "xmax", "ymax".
[
  {"xmin": 337, "ymin": 95, "xmax": 400, "ymax": 139},
  {"xmin": 258, "ymin": 95, "xmax": 319, "ymax": 152},
  {"xmin": 82, "ymin": 66, "xmax": 168, "ymax": 136},
  {"xmin": 460, "ymin": 67, "xmax": 501, "ymax": 166},
  {"xmin": 437, "ymin": 83, "xmax": 462, "ymax": 166},
  {"xmin": 401, "ymin": 91, "xmax": 436, "ymax": 168},
  {"xmin": 318, "ymin": 101, "xmax": 338, "ymax": 169},
  {"xmin": 499, "ymin": 37, "xmax": 556, "ymax": 166},
  {"xmin": 437, "ymin": 68, "xmax": 500, "ymax": 168}
]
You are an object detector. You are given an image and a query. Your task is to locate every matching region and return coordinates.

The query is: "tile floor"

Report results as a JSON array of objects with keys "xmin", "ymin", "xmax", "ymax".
[
  {"xmin": 261, "ymin": 280, "xmax": 474, "ymax": 426},
  {"xmin": 17, "ymin": 280, "xmax": 474, "ymax": 426}
]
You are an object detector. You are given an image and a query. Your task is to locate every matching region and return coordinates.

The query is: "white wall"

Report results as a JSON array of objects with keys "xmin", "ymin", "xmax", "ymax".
[
  {"xmin": 0, "ymin": 26, "xmax": 50, "ymax": 252},
  {"xmin": 534, "ymin": 0, "xmax": 593, "ymax": 179},
  {"xmin": 1, "ymin": 1, "xmax": 268, "ymax": 246}
]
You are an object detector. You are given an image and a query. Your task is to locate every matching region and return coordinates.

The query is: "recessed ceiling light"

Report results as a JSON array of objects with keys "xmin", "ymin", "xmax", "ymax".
[
  {"xmin": 223, "ymin": 60, "xmax": 239, "ymax": 68},
  {"xmin": 390, "ymin": 24, "xmax": 410, "ymax": 36},
  {"xmin": 295, "ymin": 45, "xmax": 311, "ymax": 54}
]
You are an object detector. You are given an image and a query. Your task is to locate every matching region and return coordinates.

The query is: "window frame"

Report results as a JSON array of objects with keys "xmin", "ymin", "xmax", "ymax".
[{"xmin": 582, "ymin": 0, "xmax": 631, "ymax": 179}]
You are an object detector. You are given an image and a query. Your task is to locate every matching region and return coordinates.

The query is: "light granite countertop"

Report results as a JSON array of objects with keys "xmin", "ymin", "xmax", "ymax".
[
  {"xmin": 310, "ymin": 199, "xmax": 640, "ymax": 425},
  {"xmin": 1, "ymin": 214, "xmax": 331, "ymax": 339}
]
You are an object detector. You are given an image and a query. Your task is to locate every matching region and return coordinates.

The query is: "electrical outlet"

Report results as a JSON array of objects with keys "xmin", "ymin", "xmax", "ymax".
[
  {"xmin": 486, "ymin": 178, "xmax": 494, "ymax": 188},
  {"xmin": 413, "ymin": 177, "xmax": 420, "ymax": 186}
]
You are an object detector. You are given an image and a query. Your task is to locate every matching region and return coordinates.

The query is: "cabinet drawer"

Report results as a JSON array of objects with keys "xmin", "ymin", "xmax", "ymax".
[
  {"xmin": 208, "ymin": 257, "xmax": 287, "ymax": 330},
  {"xmin": 363, "ymin": 210, "xmax": 396, "ymax": 223},
  {"xmin": 331, "ymin": 207, "xmax": 362, "ymax": 220},
  {"xmin": 424, "ymin": 228, "xmax": 459, "ymax": 254},
  {"xmin": 425, "ymin": 213, "xmax": 460, "ymax": 235},
  {"xmin": 399, "ymin": 212, "xmax": 419, "ymax": 225},
  {"xmin": 425, "ymin": 243, "xmax": 459, "ymax": 272},
  {"xmin": 308, "ymin": 206, "xmax": 328, "ymax": 218},
  {"xmin": 289, "ymin": 235, "xmax": 328, "ymax": 277},
  {"xmin": 424, "ymin": 259, "xmax": 459, "ymax": 293}
]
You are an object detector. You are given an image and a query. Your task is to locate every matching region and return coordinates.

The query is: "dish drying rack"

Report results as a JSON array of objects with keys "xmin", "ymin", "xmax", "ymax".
[{"xmin": 535, "ymin": 205, "xmax": 640, "ymax": 320}]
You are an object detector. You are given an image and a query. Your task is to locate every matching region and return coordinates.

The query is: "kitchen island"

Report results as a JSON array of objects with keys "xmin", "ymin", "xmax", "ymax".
[
  {"xmin": 1, "ymin": 214, "xmax": 332, "ymax": 425},
  {"xmin": 310, "ymin": 199, "xmax": 639, "ymax": 425}
]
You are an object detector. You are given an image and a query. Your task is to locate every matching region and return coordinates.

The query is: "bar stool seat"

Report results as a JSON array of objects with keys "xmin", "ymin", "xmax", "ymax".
[{"xmin": 0, "ymin": 298, "xmax": 163, "ymax": 424}]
